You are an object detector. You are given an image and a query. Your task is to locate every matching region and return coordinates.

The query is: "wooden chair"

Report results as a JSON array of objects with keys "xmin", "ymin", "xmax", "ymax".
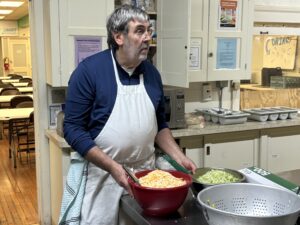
[
  {"xmin": 10, "ymin": 95, "xmax": 33, "ymax": 108},
  {"xmin": 0, "ymin": 87, "xmax": 20, "ymax": 95},
  {"xmin": 0, "ymin": 87, "xmax": 20, "ymax": 110},
  {"xmin": 8, "ymin": 74, "xmax": 23, "ymax": 79},
  {"xmin": 19, "ymin": 77, "xmax": 32, "ymax": 82},
  {"xmin": 10, "ymin": 96, "xmax": 34, "ymax": 163},
  {"xmin": 15, "ymin": 111, "xmax": 35, "ymax": 163}
]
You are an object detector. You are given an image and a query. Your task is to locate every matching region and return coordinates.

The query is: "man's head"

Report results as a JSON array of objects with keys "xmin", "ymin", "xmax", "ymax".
[
  {"xmin": 106, "ymin": 4, "xmax": 151, "ymax": 49},
  {"xmin": 107, "ymin": 4, "xmax": 153, "ymax": 67}
]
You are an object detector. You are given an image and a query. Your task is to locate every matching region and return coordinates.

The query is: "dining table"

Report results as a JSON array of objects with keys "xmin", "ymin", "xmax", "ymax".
[
  {"xmin": 0, "ymin": 94, "xmax": 33, "ymax": 103},
  {"xmin": 0, "ymin": 107, "xmax": 34, "ymax": 168},
  {"xmin": 11, "ymin": 82, "xmax": 29, "ymax": 87},
  {"xmin": 1, "ymin": 79, "xmax": 20, "ymax": 83},
  {"xmin": 0, "ymin": 87, "xmax": 33, "ymax": 93}
]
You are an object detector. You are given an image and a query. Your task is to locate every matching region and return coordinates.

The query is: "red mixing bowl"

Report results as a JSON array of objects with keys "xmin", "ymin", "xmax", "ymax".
[{"xmin": 128, "ymin": 170, "xmax": 192, "ymax": 216}]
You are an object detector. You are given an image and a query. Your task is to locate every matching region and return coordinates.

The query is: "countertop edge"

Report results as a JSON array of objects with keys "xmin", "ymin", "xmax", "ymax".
[
  {"xmin": 45, "ymin": 129, "xmax": 71, "ymax": 148},
  {"xmin": 45, "ymin": 117, "xmax": 300, "ymax": 148}
]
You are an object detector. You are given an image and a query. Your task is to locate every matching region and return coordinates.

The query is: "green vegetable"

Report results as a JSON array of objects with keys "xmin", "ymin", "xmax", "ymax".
[{"xmin": 197, "ymin": 169, "xmax": 239, "ymax": 184}]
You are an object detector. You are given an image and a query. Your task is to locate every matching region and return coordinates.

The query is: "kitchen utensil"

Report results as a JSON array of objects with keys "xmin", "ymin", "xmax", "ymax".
[
  {"xmin": 198, "ymin": 183, "xmax": 300, "ymax": 225},
  {"xmin": 128, "ymin": 169, "xmax": 192, "ymax": 216},
  {"xmin": 162, "ymin": 154, "xmax": 192, "ymax": 174},
  {"xmin": 123, "ymin": 165, "xmax": 140, "ymax": 185},
  {"xmin": 191, "ymin": 167, "xmax": 245, "ymax": 195}
]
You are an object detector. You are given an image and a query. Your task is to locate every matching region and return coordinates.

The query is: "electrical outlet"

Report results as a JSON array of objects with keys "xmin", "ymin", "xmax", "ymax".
[{"xmin": 202, "ymin": 83, "xmax": 212, "ymax": 101}]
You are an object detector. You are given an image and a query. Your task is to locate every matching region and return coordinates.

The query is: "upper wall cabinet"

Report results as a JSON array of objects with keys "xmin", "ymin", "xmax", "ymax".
[
  {"xmin": 156, "ymin": 0, "xmax": 191, "ymax": 87},
  {"xmin": 189, "ymin": 0, "xmax": 254, "ymax": 83},
  {"xmin": 159, "ymin": 0, "xmax": 253, "ymax": 87},
  {"xmin": 45, "ymin": 0, "xmax": 114, "ymax": 87}
]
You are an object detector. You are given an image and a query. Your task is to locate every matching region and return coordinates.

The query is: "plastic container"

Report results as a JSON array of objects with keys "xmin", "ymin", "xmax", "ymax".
[{"xmin": 244, "ymin": 107, "xmax": 298, "ymax": 122}]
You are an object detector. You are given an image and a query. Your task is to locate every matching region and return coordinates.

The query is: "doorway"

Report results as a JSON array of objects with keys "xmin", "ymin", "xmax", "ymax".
[
  {"xmin": 7, "ymin": 37, "xmax": 32, "ymax": 76},
  {"xmin": 0, "ymin": 2, "xmax": 38, "ymax": 225}
]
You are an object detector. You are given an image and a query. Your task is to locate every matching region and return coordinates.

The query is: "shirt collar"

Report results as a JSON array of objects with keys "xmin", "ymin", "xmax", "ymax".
[{"xmin": 112, "ymin": 49, "xmax": 146, "ymax": 77}]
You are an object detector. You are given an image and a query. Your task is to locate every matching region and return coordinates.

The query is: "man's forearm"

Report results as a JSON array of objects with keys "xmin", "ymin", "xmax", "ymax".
[
  {"xmin": 84, "ymin": 146, "xmax": 119, "ymax": 173},
  {"xmin": 155, "ymin": 128, "xmax": 185, "ymax": 161}
]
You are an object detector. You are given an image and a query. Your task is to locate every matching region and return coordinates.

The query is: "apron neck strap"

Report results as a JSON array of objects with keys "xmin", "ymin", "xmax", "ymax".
[{"xmin": 110, "ymin": 50, "xmax": 144, "ymax": 85}]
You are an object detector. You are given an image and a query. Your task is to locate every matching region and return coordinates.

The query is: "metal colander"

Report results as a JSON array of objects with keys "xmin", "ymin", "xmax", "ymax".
[{"xmin": 197, "ymin": 183, "xmax": 300, "ymax": 225}]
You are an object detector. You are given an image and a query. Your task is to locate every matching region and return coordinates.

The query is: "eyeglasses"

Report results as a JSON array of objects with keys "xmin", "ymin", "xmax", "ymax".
[{"xmin": 134, "ymin": 26, "xmax": 153, "ymax": 39}]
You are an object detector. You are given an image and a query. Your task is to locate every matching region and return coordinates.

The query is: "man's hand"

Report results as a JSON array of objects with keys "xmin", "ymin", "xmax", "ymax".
[{"xmin": 85, "ymin": 146, "xmax": 133, "ymax": 196}]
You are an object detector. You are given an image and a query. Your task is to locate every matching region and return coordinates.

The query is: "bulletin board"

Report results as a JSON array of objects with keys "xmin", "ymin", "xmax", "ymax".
[{"xmin": 263, "ymin": 35, "xmax": 297, "ymax": 69}]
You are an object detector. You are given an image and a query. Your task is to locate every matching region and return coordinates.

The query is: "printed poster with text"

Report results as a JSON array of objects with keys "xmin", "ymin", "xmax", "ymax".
[
  {"xmin": 263, "ymin": 36, "xmax": 297, "ymax": 70},
  {"xmin": 219, "ymin": 0, "xmax": 237, "ymax": 28},
  {"xmin": 75, "ymin": 37, "xmax": 102, "ymax": 67}
]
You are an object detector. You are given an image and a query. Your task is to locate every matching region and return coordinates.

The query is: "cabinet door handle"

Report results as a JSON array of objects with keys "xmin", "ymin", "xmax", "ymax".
[
  {"xmin": 208, "ymin": 52, "xmax": 213, "ymax": 57},
  {"xmin": 206, "ymin": 146, "xmax": 210, "ymax": 155}
]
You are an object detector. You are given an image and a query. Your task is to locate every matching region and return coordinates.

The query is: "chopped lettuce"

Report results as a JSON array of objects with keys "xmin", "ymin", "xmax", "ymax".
[{"xmin": 197, "ymin": 169, "xmax": 239, "ymax": 184}]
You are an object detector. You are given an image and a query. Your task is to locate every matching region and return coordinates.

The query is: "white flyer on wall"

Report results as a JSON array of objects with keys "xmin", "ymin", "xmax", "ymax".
[
  {"xmin": 216, "ymin": 38, "xmax": 237, "ymax": 69},
  {"xmin": 75, "ymin": 36, "xmax": 102, "ymax": 66},
  {"xmin": 189, "ymin": 39, "xmax": 201, "ymax": 70}
]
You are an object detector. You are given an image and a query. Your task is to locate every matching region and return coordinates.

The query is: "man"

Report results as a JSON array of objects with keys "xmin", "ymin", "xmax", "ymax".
[{"xmin": 63, "ymin": 4, "xmax": 196, "ymax": 225}]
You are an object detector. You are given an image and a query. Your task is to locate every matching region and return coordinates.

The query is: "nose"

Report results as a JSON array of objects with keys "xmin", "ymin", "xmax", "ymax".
[{"xmin": 143, "ymin": 31, "xmax": 152, "ymax": 42}]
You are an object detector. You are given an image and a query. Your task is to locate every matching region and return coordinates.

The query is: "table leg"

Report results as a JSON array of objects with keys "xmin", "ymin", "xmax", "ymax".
[
  {"xmin": 8, "ymin": 120, "xmax": 12, "ymax": 158},
  {"xmin": 0, "ymin": 121, "xmax": 3, "ymax": 140},
  {"xmin": 8, "ymin": 120, "xmax": 17, "ymax": 168}
]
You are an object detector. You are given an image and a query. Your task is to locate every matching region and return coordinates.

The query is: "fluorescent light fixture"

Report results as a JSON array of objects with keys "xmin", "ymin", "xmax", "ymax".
[
  {"xmin": 0, "ymin": 9, "xmax": 12, "ymax": 14},
  {"xmin": 0, "ymin": 1, "xmax": 24, "ymax": 7},
  {"xmin": 0, "ymin": 15, "xmax": 5, "ymax": 19}
]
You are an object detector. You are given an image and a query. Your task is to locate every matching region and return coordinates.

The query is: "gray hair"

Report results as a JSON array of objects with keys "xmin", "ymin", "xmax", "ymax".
[{"xmin": 106, "ymin": 4, "xmax": 150, "ymax": 49}]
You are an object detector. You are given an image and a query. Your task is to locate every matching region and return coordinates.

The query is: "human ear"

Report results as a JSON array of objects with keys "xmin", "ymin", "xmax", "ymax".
[{"xmin": 113, "ymin": 32, "xmax": 124, "ymax": 46}]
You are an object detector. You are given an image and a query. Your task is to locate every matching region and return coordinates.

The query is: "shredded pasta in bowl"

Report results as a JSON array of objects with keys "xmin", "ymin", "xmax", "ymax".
[
  {"xmin": 127, "ymin": 169, "xmax": 192, "ymax": 216},
  {"xmin": 139, "ymin": 169, "xmax": 186, "ymax": 188}
]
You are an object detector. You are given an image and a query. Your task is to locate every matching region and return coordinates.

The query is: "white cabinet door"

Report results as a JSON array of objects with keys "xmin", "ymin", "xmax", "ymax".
[
  {"xmin": 262, "ymin": 134, "xmax": 300, "ymax": 174},
  {"xmin": 188, "ymin": 0, "xmax": 209, "ymax": 82},
  {"xmin": 204, "ymin": 140, "xmax": 258, "ymax": 170},
  {"xmin": 203, "ymin": 131, "xmax": 259, "ymax": 170},
  {"xmin": 185, "ymin": 148, "xmax": 204, "ymax": 168},
  {"xmin": 189, "ymin": 0, "xmax": 253, "ymax": 82},
  {"xmin": 157, "ymin": 0, "xmax": 191, "ymax": 87},
  {"xmin": 47, "ymin": 0, "xmax": 114, "ymax": 87}
]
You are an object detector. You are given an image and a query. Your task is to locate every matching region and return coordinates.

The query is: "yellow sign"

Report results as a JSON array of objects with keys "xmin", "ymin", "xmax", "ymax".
[{"xmin": 263, "ymin": 35, "xmax": 297, "ymax": 69}]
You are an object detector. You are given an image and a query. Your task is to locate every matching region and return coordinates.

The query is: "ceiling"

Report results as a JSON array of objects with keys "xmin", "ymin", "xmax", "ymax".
[{"xmin": 0, "ymin": 0, "xmax": 28, "ymax": 21}]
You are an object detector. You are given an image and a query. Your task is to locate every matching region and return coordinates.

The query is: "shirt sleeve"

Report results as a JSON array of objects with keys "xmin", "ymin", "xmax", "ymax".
[
  {"xmin": 63, "ymin": 62, "xmax": 97, "ymax": 156},
  {"xmin": 154, "ymin": 69, "xmax": 169, "ymax": 131}
]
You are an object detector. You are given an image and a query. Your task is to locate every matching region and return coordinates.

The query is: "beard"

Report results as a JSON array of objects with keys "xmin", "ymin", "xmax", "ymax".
[{"xmin": 124, "ymin": 42, "xmax": 149, "ymax": 64}]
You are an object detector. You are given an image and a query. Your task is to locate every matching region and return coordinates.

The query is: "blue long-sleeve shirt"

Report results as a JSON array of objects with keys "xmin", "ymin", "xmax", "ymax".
[{"xmin": 63, "ymin": 49, "xmax": 168, "ymax": 156}]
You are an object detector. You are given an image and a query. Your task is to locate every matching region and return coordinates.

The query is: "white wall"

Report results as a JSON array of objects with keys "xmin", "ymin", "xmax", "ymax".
[{"xmin": 255, "ymin": 0, "xmax": 300, "ymax": 6}]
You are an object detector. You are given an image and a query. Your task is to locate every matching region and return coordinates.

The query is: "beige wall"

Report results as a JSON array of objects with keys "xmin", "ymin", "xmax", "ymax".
[{"xmin": 251, "ymin": 35, "xmax": 300, "ymax": 84}]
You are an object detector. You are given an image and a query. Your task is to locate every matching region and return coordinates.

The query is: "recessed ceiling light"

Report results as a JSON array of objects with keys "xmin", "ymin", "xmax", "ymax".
[
  {"xmin": 0, "ymin": 1, "xmax": 24, "ymax": 7},
  {"xmin": 0, "ymin": 9, "xmax": 12, "ymax": 14},
  {"xmin": 0, "ymin": 15, "xmax": 5, "ymax": 19}
]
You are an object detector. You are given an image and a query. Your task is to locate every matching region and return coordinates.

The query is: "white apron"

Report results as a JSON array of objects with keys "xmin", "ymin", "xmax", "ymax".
[{"xmin": 80, "ymin": 51, "xmax": 158, "ymax": 225}]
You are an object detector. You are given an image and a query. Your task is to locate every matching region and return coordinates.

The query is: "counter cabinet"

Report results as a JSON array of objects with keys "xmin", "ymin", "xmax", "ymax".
[
  {"xmin": 178, "ymin": 125, "xmax": 300, "ymax": 173},
  {"xmin": 179, "ymin": 130, "xmax": 259, "ymax": 170},
  {"xmin": 46, "ymin": 120, "xmax": 300, "ymax": 224}
]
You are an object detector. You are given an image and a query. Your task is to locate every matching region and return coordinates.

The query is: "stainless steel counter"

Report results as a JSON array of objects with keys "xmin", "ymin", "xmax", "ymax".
[
  {"xmin": 277, "ymin": 169, "xmax": 300, "ymax": 187},
  {"xmin": 120, "ymin": 190, "xmax": 208, "ymax": 225},
  {"xmin": 121, "ymin": 170, "xmax": 300, "ymax": 225}
]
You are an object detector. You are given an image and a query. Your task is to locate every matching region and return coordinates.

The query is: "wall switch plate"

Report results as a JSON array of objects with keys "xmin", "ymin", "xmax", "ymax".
[{"xmin": 202, "ymin": 83, "xmax": 212, "ymax": 101}]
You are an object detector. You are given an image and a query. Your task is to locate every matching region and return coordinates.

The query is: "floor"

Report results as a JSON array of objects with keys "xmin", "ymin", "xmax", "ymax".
[{"xmin": 0, "ymin": 133, "xmax": 39, "ymax": 225}]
